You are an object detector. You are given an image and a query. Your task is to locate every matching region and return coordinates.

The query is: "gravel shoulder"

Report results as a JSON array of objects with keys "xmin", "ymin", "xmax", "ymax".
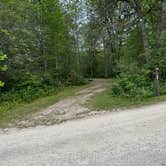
[{"xmin": 0, "ymin": 102, "xmax": 166, "ymax": 166}]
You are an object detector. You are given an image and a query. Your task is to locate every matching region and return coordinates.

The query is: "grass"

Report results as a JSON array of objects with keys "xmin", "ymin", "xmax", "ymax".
[
  {"xmin": 88, "ymin": 89, "xmax": 166, "ymax": 111},
  {"xmin": 0, "ymin": 84, "xmax": 90, "ymax": 128}
]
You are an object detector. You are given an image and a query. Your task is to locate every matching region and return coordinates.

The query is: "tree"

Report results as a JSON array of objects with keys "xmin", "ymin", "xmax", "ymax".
[{"xmin": 0, "ymin": 0, "xmax": 165, "ymax": 100}]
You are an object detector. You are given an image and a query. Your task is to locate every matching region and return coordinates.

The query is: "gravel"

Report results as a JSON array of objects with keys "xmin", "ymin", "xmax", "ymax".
[{"xmin": 0, "ymin": 102, "xmax": 166, "ymax": 166}]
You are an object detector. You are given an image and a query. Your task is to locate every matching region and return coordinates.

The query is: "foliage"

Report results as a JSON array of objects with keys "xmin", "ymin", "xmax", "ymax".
[
  {"xmin": 67, "ymin": 71, "xmax": 87, "ymax": 86},
  {"xmin": 0, "ymin": 52, "xmax": 7, "ymax": 87},
  {"xmin": 0, "ymin": 80, "xmax": 61, "ymax": 104},
  {"xmin": 111, "ymin": 70, "xmax": 154, "ymax": 98},
  {"xmin": 86, "ymin": 0, "xmax": 166, "ymax": 97},
  {"xmin": 0, "ymin": 70, "xmax": 87, "ymax": 105},
  {"xmin": 89, "ymin": 89, "xmax": 166, "ymax": 111},
  {"xmin": 0, "ymin": 0, "xmax": 79, "ymax": 89}
]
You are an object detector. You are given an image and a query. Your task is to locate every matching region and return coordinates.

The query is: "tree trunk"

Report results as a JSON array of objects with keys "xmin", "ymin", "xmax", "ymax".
[
  {"xmin": 89, "ymin": 40, "xmax": 96, "ymax": 79},
  {"xmin": 134, "ymin": 0, "xmax": 150, "ymax": 64},
  {"xmin": 123, "ymin": 0, "xmax": 150, "ymax": 64},
  {"xmin": 156, "ymin": 0, "xmax": 165, "ymax": 47},
  {"xmin": 103, "ymin": 37, "xmax": 109, "ymax": 78}
]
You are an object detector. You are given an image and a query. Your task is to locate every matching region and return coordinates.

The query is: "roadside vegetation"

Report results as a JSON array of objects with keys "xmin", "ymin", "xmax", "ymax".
[
  {"xmin": 0, "ymin": 0, "xmax": 165, "ymax": 127},
  {"xmin": 89, "ymin": 87, "xmax": 166, "ymax": 111}
]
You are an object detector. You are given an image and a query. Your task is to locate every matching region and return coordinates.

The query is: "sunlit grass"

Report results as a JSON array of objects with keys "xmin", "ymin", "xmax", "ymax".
[{"xmin": 88, "ymin": 90, "xmax": 166, "ymax": 111}]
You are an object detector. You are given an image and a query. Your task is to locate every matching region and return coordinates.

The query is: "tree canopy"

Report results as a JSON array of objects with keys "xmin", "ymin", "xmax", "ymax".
[{"xmin": 0, "ymin": 0, "xmax": 165, "ymax": 103}]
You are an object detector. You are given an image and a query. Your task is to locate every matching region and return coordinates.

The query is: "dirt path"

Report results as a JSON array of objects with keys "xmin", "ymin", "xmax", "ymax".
[{"xmin": 15, "ymin": 79, "xmax": 110, "ymax": 128}]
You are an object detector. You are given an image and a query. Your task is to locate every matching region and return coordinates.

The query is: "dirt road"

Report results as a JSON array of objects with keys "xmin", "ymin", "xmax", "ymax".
[
  {"xmin": 14, "ymin": 79, "xmax": 110, "ymax": 127},
  {"xmin": 1, "ymin": 102, "xmax": 166, "ymax": 165}
]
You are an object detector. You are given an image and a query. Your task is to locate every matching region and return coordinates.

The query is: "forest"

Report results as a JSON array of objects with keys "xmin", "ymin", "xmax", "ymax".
[{"xmin": 0, "ymin": 0, "xmax": 166, "ymax": 109}]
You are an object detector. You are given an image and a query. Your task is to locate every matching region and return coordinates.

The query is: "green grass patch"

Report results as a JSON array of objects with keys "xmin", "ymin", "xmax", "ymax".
[
  {"xmin": 89, "ymin": 89, "xmax": 166, "ymax": 111},
  {"xmin": 0, "ymin": 84, "xmax": 89, "ymax": 128}
]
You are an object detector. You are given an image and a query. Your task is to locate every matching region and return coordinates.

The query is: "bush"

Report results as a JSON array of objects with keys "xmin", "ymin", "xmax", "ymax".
[
  {"xmin": 111, "ymin": 70, "xmax": 154, "ymax": 98},
  {"xmin": 160, "ymin": 83, "xmax": 166, "ymax": 95},
  {"xmin": 0, "ymin": 68, "xmax": 88, "ymax": 106},
  {"xmin": 67, "ymin": 71, "xmax": 87, "ymax": 86},
  {"xmin": 0, "ymin": 73, "xmax": 61, "ymax": 103},
  {"xmin": 0, "ymin": 85, "xmax": 60, "ymax": 103},
  {"xmin": 0, "ymin": 71, "xmax": 87, "ymax": 105}
]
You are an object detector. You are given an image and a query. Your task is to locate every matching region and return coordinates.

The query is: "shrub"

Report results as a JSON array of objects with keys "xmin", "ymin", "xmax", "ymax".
[
  {"xmin": 0, "ymin": 70, "xmax": 87, "ymax": 105},
  {"xmin": 0, "ymin": 52, "xmax": 7, "ymax": 87},
  {"xmin": 67, "ymin": 71, "xmax": 87, "ymax": 86},
  {"xmin": 0, "ymin": 85, "xmax": 60, "ymax": 103},
  {"xmin": 111, "ymin": 70, "xmax": 154, "ymax": 98}
]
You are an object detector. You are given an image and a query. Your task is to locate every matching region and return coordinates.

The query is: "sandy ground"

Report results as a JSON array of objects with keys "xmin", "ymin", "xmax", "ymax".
[{"xmin": 0, "ymin": 102, "xmax": 166, "ymax": 166}]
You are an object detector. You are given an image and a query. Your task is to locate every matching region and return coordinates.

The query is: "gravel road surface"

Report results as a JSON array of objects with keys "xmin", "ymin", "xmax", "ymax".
[{"xmin": 0, "ymin": 102, "xmax": 166, "ymax": 166}]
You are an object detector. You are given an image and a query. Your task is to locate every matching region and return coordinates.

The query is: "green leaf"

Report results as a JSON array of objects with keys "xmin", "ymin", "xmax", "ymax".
[
  {"xmin": 0, "ymin": 81, "xmax": 4, "ymax": 87},
  {"xmin": 0, "ymin": 54, "xmax": 7, "ymax": 60},
  {"xmin": 1, "ymin": 65, "xmax": 8, "ymax": 71}
]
